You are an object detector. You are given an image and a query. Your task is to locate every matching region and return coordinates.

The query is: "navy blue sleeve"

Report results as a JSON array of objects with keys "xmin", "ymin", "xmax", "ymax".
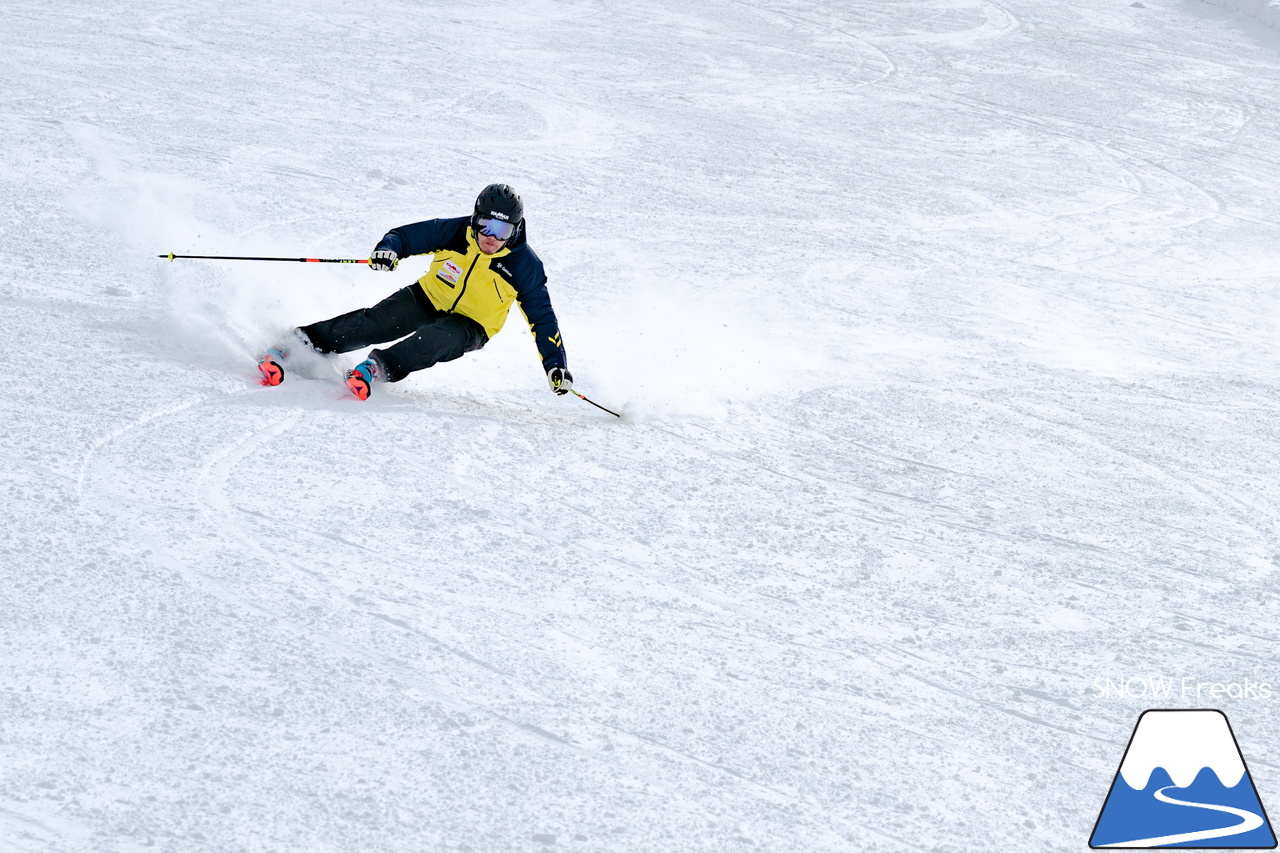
[
  {"xmin": 513, "ymin": 254, "xmax": 567, "ymax": 371},
  {"xmin": 374, "ymin": 217, "xmax": 467, "ymax": 258}
]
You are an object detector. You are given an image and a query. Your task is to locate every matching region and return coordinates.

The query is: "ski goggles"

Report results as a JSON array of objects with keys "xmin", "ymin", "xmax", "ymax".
[{"xmin": 476, "ymin": 217, "xmax": 517, "ymax": 242}]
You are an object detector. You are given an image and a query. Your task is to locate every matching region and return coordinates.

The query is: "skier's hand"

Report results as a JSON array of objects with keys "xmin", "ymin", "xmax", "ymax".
[
  {"xmin": 547, "ymin": 367, "xmax": 574, "ymax": 396},
  {"xmin": 369, "ymin": 249, "xmax": 398, "ymax": 271}
]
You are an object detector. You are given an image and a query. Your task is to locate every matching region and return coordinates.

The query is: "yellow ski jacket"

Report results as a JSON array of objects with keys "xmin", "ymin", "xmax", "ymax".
[{"xmin": 375, "ymin": 216, "xmax": 566, "ymax": 370}]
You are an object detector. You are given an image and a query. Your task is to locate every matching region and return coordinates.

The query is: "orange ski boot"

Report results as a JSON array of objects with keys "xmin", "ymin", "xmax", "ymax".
[
  {"xmin": 257, "ymin": 345, "xmax": 289, "ymax": 386},
  {"xmin": 344, "ymin": 357, "xmax": 381, "ymax": 401}
]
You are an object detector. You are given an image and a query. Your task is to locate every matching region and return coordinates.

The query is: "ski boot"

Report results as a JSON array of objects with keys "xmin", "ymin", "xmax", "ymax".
[
  {"xmin": 258, "ymin": 330, "xmax": 319, "ymax": 386},
  {"xmin": 344, "ymin": 356, "xmax": 382, "ymax": 401},
  {"xmin": 257, "ymin": 344, "xmax": 289, "ymax": 386}
]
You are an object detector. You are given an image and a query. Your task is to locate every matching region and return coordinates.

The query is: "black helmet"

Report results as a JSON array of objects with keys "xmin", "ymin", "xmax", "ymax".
[{"xmin": 472, "ymin": 183, "xmax": 523, "ymax": 234}]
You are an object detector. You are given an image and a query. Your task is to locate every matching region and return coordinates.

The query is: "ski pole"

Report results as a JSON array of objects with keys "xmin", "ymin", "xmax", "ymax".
[
  {"xmin": 569, "ymin": 389, "xmax": 622, "ymax": 418},
  {"xmin": 159, "ymin": 253, "xmax": 369, "ymax": 264}
]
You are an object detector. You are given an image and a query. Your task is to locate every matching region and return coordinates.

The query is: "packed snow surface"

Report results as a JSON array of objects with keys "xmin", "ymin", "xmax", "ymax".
[{"xmin": 4, "ymin": 1, "xmax": 1280, "ymax": 851}]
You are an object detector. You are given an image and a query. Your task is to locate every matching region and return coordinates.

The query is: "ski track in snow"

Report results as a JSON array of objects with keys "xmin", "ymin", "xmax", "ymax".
[{"xmin": 5, "ymin": 0, "xmax": 1280, "ymax": 851}]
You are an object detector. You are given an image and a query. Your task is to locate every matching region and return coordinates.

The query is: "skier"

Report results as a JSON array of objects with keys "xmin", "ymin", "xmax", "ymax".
[{"xmin": 258, "ymin": 184, "xmax": 573, "ymax": 401}]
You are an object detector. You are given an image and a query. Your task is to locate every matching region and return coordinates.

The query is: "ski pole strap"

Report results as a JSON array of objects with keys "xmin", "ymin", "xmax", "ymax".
[
  {"xmin": 159, "ymin": 253, "xmax": 369, "ymax": 264},
  {"xmin": 571, "ymin": 389, "xmax": 622, "ymax": 418}
]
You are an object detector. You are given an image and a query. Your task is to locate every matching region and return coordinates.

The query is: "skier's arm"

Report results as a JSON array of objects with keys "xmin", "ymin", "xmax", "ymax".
[
  {"xmin": 374, "ymin": 217, "xmax": 463, "ymax": 259},
  {"xmin": 515, "ymin": 273, "xmax": 568, "ymax": 372}
]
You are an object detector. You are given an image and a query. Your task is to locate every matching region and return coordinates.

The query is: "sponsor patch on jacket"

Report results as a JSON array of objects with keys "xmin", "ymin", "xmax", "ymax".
[{"xmin": 437, "ymin": 259, "xmax": 463, "ymax": 287}]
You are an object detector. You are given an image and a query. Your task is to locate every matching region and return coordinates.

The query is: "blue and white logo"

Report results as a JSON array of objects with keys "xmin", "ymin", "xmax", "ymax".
[{"xmin": 1091, "ymin": 710, "xmax": 1276, "ymax": 848}]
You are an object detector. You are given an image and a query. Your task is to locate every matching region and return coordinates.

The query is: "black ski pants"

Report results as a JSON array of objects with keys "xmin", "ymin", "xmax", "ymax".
[{"xmin": 299, "ymin": 284, "xmax": 488, "ymax": 382}]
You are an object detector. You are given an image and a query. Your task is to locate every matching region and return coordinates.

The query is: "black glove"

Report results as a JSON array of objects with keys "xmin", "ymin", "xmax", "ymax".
[
  {"xmin": 369, "ymin": 249, "xmax": 398, "ymax": 271},
  {"xmin": 547, "ymin": 367, "xmax": 574, "ymax": 396}
]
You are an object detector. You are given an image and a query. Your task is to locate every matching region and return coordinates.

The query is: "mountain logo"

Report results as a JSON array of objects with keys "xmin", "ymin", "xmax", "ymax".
[{"xmin": 1090, "ymin": 710, "xmax": 1276, "ymax": 849}]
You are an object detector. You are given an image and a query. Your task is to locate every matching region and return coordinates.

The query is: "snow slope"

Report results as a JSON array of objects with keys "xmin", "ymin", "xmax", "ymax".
[
  {"xmin": 3, "ymin": 1, "xmax": 1280, "ymax": 851},
  {"xmin": 1203, "ymin": 0, "xmax": 1280, "ymax": 28}
]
